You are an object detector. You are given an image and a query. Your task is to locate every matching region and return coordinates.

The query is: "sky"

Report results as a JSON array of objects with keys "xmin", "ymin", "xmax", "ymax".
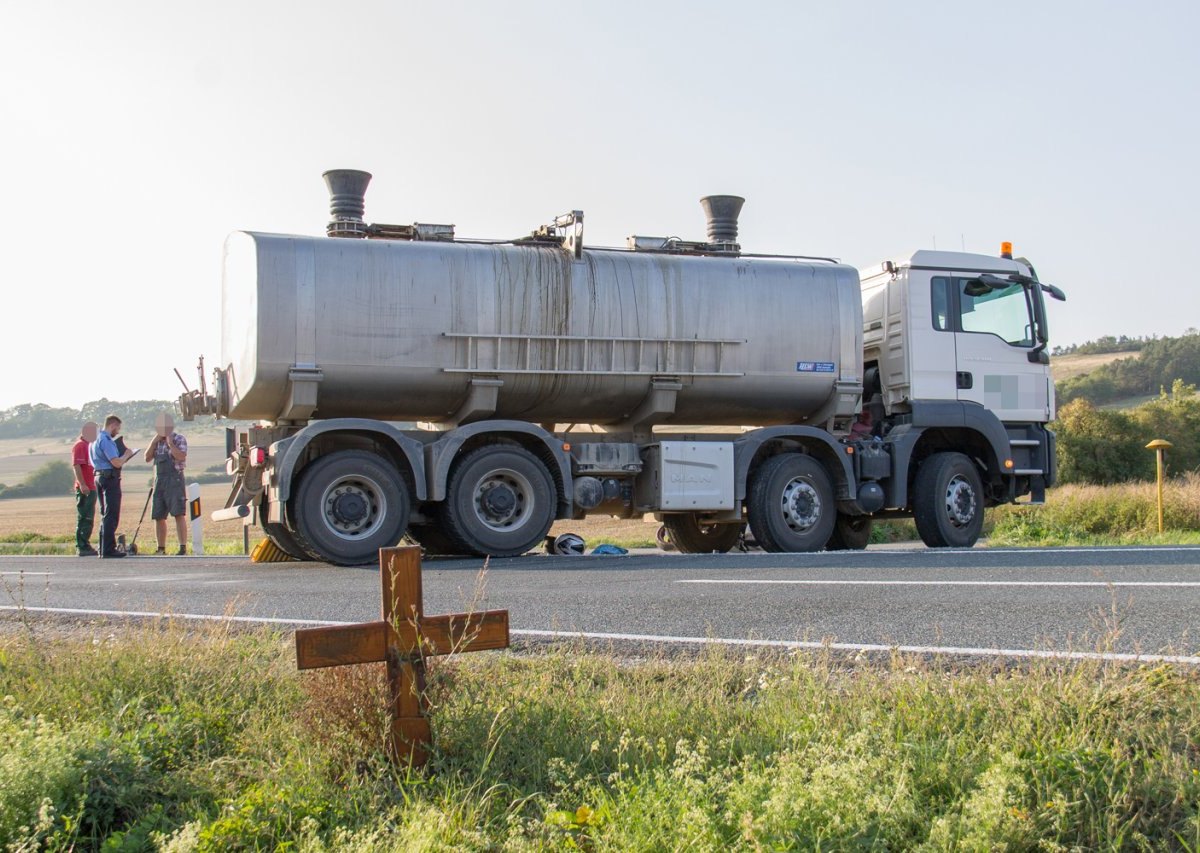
[{"xmin": 2, "ymin": 1, "xmax": 1197, "ymax": 409}]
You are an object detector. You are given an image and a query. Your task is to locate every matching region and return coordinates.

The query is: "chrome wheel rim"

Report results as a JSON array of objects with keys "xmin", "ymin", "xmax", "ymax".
[
  {"xmin": 944, "ymin": 475, "xmax": 977, "ymax": 528},
  {"xmin": 780, "ymin": 477, "xmax": 822, "ymax": 533},
  {"xmin": 472, "ymin": 467, "xmax": 535, "ymax": 532},
  {"xmin": 321, "ymin": 474, "xmax": 387, "ymax": 541}
]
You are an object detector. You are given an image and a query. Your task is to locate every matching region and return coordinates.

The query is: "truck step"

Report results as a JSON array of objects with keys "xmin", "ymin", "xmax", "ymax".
[
  {"xmin": 1012, "ymin": 468, "xmax": 1044, "ymax": 476},
  {"xmin": 1009, "ymin": 439, "xmax": 1041, "ymax": 447}
]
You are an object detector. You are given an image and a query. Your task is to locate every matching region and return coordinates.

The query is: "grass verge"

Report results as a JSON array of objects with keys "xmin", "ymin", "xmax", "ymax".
[
  {"xmin": 0, "ymin": 620, "xmax": 1197, "ymax": 849},
  {"xmin": 990, "ymin": 474, "xmax": 1200, "ymax": 547}
]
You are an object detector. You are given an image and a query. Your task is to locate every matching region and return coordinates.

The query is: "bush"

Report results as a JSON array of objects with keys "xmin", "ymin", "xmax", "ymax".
[
  {"xmin": 0, "ymin": 460, "xmax": 75, "ymax": 500},
  {"xmin": 1053, "ymin": 399, "xmax": 1147, "ymax": 484},
  {"xmin": 0, "ymin": 697, "xmax": 84, "ymax": 848},
  {"xmin": 1053, "ymin": 382, "xmax": 1200, "ymax": 485}
]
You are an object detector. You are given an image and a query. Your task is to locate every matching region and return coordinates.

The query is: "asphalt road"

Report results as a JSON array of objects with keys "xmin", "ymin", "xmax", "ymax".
[{"xmin": 2, "ymin": 546, "xmax": 1199, "ymax": 663}]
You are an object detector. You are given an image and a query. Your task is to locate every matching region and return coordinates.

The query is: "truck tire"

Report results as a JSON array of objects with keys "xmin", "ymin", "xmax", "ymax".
[
  {"xmin": 662, "ymin": 514, "xmax": 743, "ymax": 554},
  {"xmin": 747, "ymin": 454, "xmax": 837, "ymax": 553},
  {"xmin": 290, "ymin": 450, "xmax": 411, "ymax": 565},
  {"xmin": 263, "ymin": 519, "xmax": 313, "ymax": 561},
  {"xmin": 441, "ymin": 445, "xmax": 556, "ymax": 557},
  {"xmin": 913, "ymin": 452, "xmax": 984, "ymax": 548},
  {"xmin": 406, "ymin": 520, "xmax": 461, "ymax": 556},
  {"xmin": 827, "ymin": 514, "xmax": 872, "ymax": 551}
]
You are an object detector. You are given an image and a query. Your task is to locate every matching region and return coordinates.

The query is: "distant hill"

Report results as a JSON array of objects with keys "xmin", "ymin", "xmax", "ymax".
[
  {"xmin": 1054, "ymin": 331, "xmax": 1200, "ymax": 408},
  {"xmin": 1051, "ymin": 351, "xmax": 1139, "ymax": 384}
]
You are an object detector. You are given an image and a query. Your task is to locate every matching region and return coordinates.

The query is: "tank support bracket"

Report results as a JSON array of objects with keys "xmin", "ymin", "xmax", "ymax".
[
  {"xmin": 613, "ymin": 378, "xmax": 681, "ymax": 441},
  {"xmin": 423, "ymin": 377, "xmax": 504, "ymax": 429},
  {"xmin": 283, "ymin": 366, "xmax": 324, "ymax": 421}
]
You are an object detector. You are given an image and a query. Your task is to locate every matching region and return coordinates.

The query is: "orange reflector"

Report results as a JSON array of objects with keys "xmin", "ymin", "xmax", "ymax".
[
  {"xmin": 562, "ymin": 443, "xmax": 571, "ymax": 452},
  {"xmin": 845, "ymin": 446, "xmax": 854, "ymax": 454},
  {"xmin": 1004, "ymin": 459, "xmax": 1014, "ymax": 469}
]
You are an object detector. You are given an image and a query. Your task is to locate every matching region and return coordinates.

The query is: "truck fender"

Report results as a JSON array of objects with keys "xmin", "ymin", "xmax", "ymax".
[
  {"xmin": 883, "ymin": 401, "xmax": 1015, "ymax": 508},
  {"xmin": 425, "ymin": 421, "xmax": 573, "ymax": 515},
  {"xmin": 272, "ymin": 419, "xmax": 429, "ymax": 504},
  {"xmin": 733, "ymin": 427, "xmax": 858, "ymax": 502}
]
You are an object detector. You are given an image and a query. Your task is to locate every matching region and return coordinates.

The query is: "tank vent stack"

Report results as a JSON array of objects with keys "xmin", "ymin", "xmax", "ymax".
[
  {"xmin": 699, "ymin": 195, "xmax": 745, "ymax": 248},
  {"xmin": 323, "ymin": 169, "xmax": 372, "ymax": 238}
]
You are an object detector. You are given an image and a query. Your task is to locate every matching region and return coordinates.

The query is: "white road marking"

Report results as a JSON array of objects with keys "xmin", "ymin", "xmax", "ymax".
[
  {"xmin": 510, "ymin": 629, "xmax": 1200, "ymax": 666},
  {"xmin": 0, "ymin": 571, "xmax": 53, "ymax": 576},
  {"xmin": 2, "ymin": 604, "xmax": 1197, "ymax": 666},
  {"xmin": 679, "ymin": 579, "xmax": 1200, "ymax": 588}
]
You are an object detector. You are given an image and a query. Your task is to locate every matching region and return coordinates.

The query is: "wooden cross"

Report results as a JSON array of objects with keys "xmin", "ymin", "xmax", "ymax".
[{"xmin": 294, "ymin": 545, "xmax": 509, "ymax": 767}]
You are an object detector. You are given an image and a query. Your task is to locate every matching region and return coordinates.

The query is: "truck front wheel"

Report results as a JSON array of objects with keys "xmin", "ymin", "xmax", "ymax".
[
  {"xmin": 913, "ymin": 452, "xmax": 984, "ymax": 548},
  {"xmin": 747, "ymin": 454, "xmax": 837, "ymax": 553},
  {"xmin": 442, "ymin": 445, "xmax": 556, "ymax": 557},
  {"xmin": 662, "ymin": 514, "xmax": 744, "ymax": 554},
  {"xmin": 291, "ymin": 450, "xmax": 411, "ymax": 565}
]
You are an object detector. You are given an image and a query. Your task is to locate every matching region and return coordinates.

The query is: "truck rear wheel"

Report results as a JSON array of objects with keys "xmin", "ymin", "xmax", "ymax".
[
  {"xmin": 827, "ymin": 514, "xmax": 872, "ymax": 551},
  {"xmin": 442, "ymin": 445, "xmax": 556, "ymax": 557},
  {"xmin": 263, "ymin": 519, "xmax": 313, "ymax": 561},
  {"xmin": 662, "ymin": 514, "xmax": 743, "ymax": 554},
  {"xmin": 291, "ymin": 450, "xmax": 411, "ymax": 566},
  {"xmin": 747, "ymin": 454, "xmax": 836, "ymax": 553},
  {"xmin": 913, "ymin": 452, "xmax": 984, "ymax": 548}
]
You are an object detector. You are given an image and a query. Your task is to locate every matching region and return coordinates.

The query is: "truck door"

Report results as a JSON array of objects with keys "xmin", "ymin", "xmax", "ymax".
[{"xmin": 938, "ymin": 274, "xmax": 1050, "ymax": 423}]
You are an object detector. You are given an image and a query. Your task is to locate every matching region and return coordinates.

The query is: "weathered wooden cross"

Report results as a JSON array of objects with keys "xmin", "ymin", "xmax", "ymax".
[{"xmin": 294, "ymin": 545, "xmax": 509, "ymax": 767}]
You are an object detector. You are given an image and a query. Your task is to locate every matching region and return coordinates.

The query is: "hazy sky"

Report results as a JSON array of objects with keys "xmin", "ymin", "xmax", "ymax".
[{"xmin": 3, "ymin": 1, "xmax": 1197, "ymax": 409}]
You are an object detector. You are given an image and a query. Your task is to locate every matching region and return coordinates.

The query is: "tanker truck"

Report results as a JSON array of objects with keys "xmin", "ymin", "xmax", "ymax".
[{"xmin": 183, "ymin": 169, "xmax": 1065, "ymax": 565}]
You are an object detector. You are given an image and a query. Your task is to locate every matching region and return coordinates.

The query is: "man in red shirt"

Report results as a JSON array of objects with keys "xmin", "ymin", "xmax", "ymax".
[{"xmin": 72, "ymin": 421, "xmax": 99, "ymax": 557}]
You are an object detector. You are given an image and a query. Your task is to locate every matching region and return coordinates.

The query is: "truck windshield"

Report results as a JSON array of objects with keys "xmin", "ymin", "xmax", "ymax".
[{"xmin": 931, "ymin": 276, "xmax": 1035, "ymax": 347}]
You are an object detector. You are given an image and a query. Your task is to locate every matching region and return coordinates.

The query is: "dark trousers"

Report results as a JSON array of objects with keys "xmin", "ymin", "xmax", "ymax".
[
  {"xmin": 75, "ymin": 487, "xmax": 97, "ymax": 551},
  {"xmin": 96, "ymin": 472, "xmax": 122, "ymax": 555}
]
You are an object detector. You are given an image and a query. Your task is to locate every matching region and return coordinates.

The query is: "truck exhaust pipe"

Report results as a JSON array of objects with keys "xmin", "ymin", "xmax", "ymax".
[
  {"xmin": 323, "ymin": 169, "xmax": 372, "ymax": 238},
  {"xmin": 699, "ymin": 195, "xmax": 745, "ymax": 245}
]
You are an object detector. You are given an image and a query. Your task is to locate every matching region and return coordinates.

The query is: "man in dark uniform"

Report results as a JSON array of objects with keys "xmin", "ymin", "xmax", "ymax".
[
  {"xmin": 146, "ymin": 413, "xmax": 189, "ymax": 555},
  {"xmin": 89, "ymin": 414, "xmax": 136, "ymax": 558}
]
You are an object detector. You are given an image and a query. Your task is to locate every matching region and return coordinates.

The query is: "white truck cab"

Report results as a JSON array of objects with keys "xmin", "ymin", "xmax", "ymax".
[
  {"xmin": 862, "ymin": 248, "xmax": 1059, "ymax": 425},
  {"xmin": 857, "ymin": 246, "xmax": 1065, "ymax": 543}
]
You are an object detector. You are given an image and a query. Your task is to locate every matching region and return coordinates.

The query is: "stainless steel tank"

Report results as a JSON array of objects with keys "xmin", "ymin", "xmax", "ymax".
[{"xmin": 218, "ymin": 231, "xmax": 863, "ymax": 427}]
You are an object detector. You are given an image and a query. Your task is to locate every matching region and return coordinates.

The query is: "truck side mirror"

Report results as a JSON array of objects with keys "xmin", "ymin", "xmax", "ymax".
[
  {"xmin": 1042, "ymin": 283, "xmax": 1066, "ymax": 302},
  {"xmin": 963, "ymin": 278, "xmax": 992, "ymax": 297}
]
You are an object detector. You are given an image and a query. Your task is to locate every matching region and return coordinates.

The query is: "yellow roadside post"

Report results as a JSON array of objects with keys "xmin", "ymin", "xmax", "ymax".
[{"xmin": 1145, "ymin": 439, "xmax": 1173, "ymax": 534}]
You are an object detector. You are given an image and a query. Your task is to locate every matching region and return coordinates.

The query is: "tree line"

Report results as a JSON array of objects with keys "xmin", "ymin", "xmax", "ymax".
[
  {"xmin": 1051, "ymin": 334, "xmax": 1150, "ymax": 357},
  {"xmin": 1055, "ymin": 330, "xmax": 1200, "ymax": 407},
  {"xmin": 0, "ymin": 400, "xmax": 183, "ymax": 439},
  {"xmin": 0, "ymin": 400, "xmax": 242, "ymax": 440}
]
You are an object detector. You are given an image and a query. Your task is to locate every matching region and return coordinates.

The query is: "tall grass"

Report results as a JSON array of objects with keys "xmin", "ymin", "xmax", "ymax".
[
  {"xmin": 0, "ymin": 621, "xmax": 1197, "ymax": 850},
  {"xmin": 991, "ymin": 473, "xmax": 1200, "ymax": 546}
]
